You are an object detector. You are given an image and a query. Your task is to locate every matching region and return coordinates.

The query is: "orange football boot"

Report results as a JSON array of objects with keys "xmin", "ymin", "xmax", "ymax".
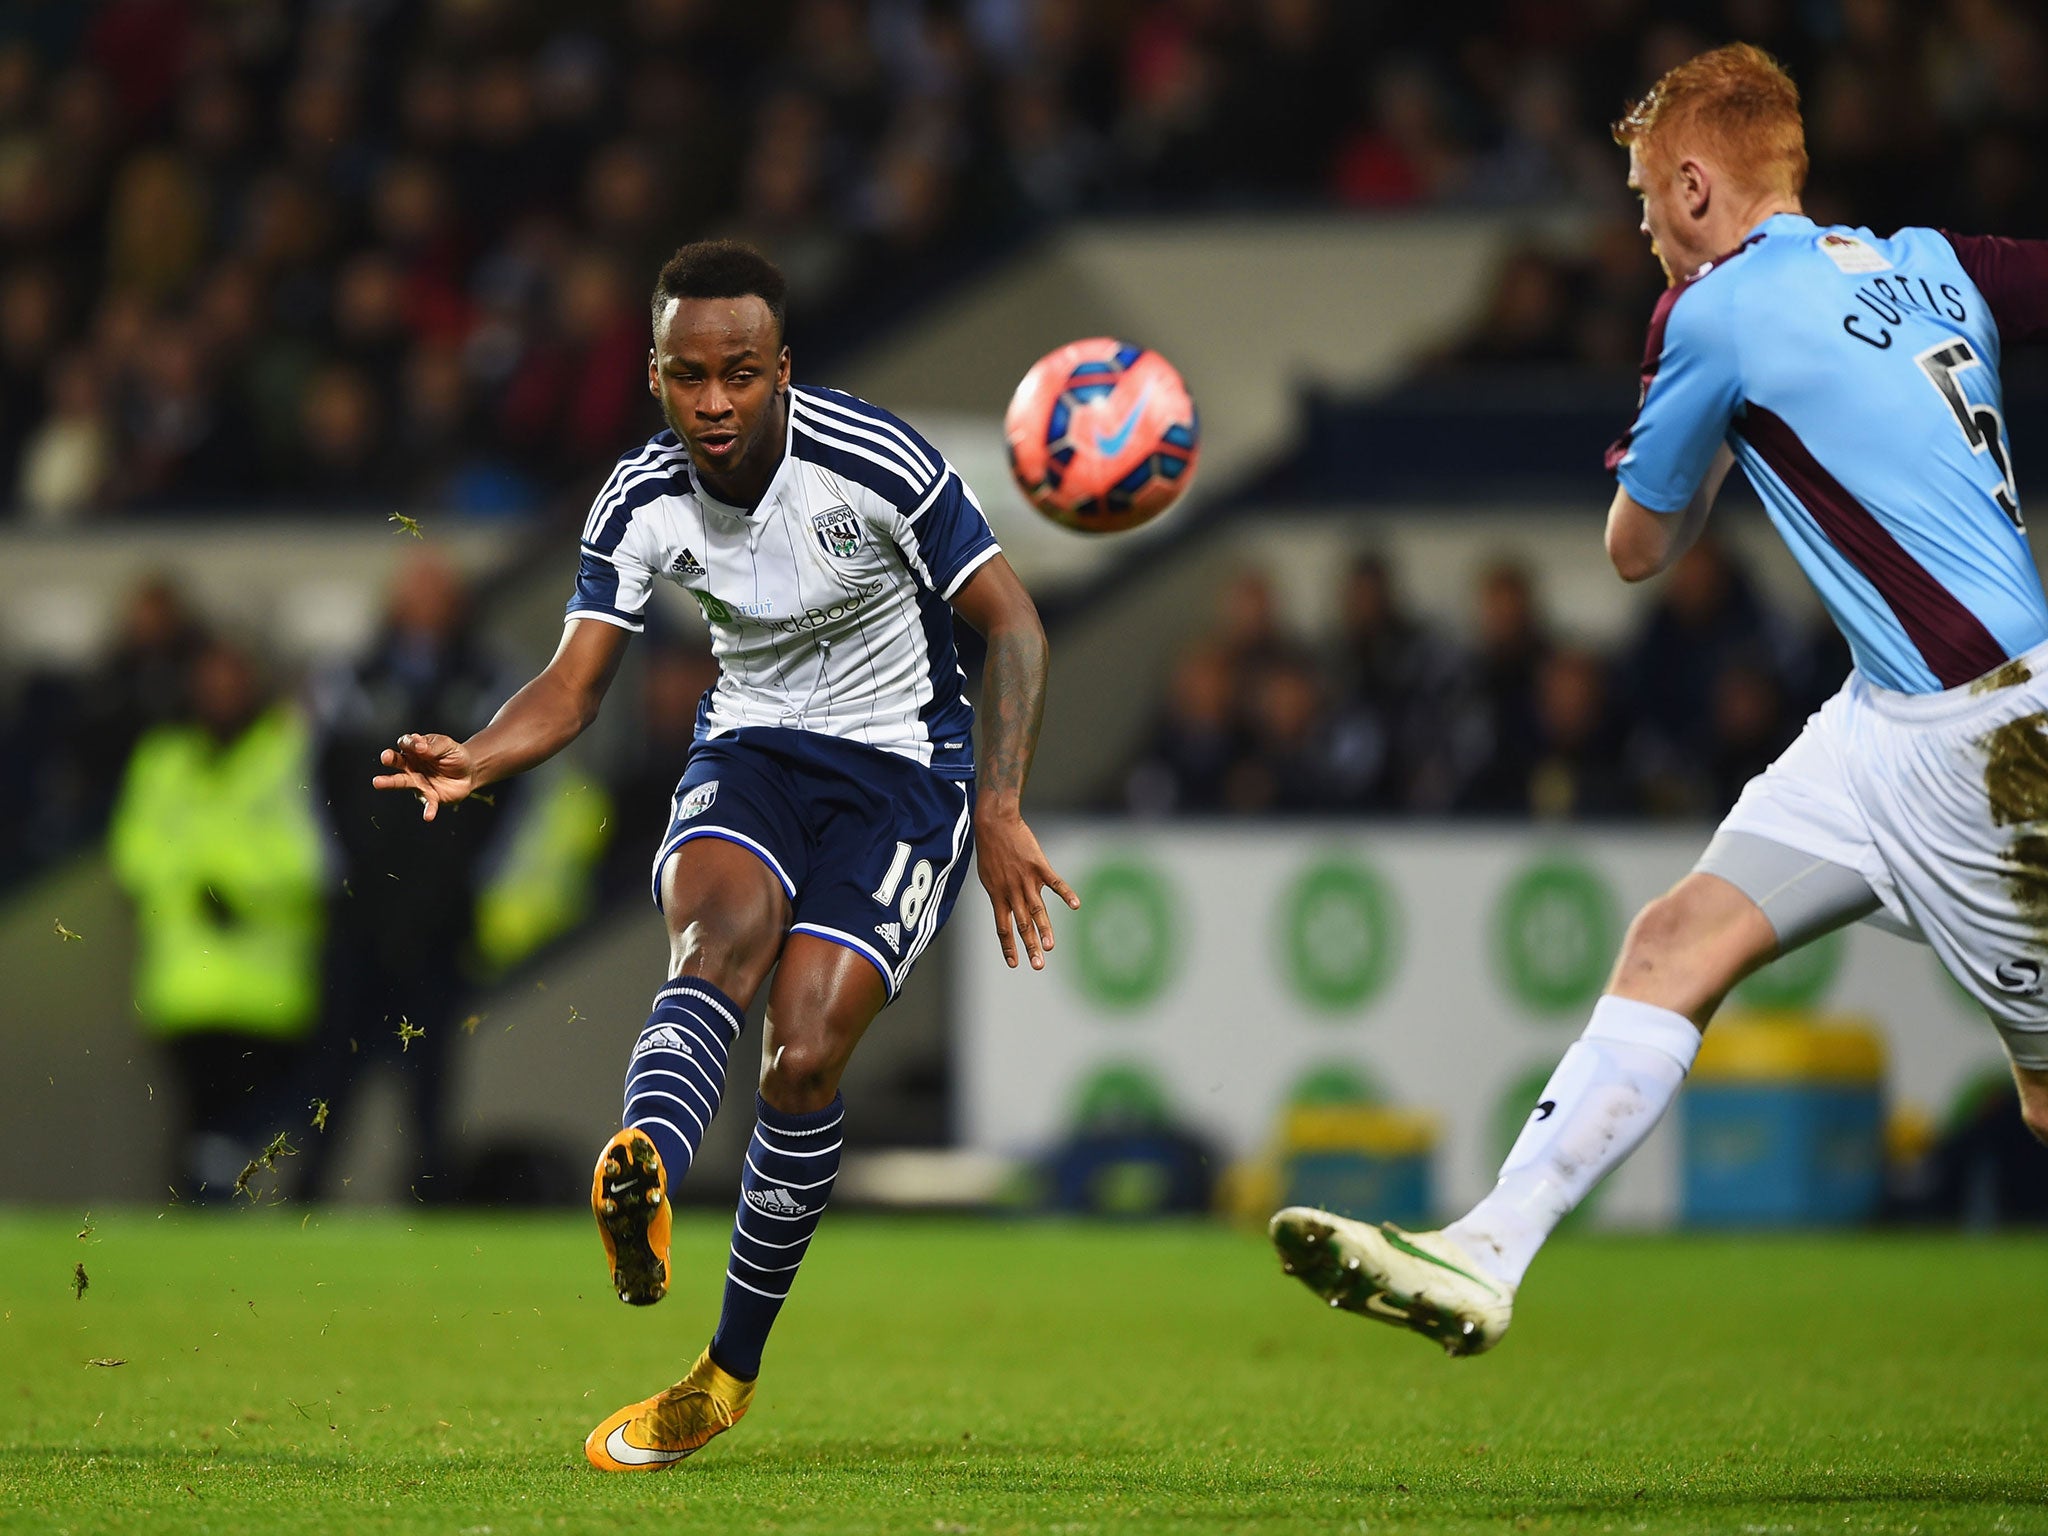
[
  {"xmin": 591, "ymin": 1127, "xmax": 670, "ymax": 1305},
  {"xmin": 585, "ymin": 1349, "xmax": 755, "ymax": 1471}
]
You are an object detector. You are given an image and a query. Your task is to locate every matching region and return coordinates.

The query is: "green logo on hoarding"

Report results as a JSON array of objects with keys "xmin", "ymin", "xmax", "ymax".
[
  {"xmin": 1074, "ymin": 861, "xmax": 1176, "ymax": 1010},
  {"xmin": 1071, "ymin": 1061, "xmax": 1173, "ymax": 1130},
  {"xmin": 1280, "ymin": 858, "xmax": 1399, "ymax": 1013},
  {"xmin": 1287, "ymin": 1062, "xmax": 1387, "ymax": 1107},
  {"xmin": 1493, "ymin": 858, "xmax": 1619, "ymax": 1015},
  {"xmin": 1734, "ymin": 928, "xmax": 1844, "ymax": 1010}
]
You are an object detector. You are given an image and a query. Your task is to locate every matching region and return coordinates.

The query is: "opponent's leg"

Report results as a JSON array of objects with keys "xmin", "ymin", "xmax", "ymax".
[
  {"xmin": 2015, "ymin": 1063, "xmax": 2048, "ymax": 1147},
  {"xmin": 595, "ymin": 839, "xmax": 789, "ymax": 1306},
  {"xmin": 587, "ymin": 935, "xmax": 881, "ymax": 1472},
  {"xmin": 1275, "ymin": 859, "xmax": 1825, "ymax": 1354}
]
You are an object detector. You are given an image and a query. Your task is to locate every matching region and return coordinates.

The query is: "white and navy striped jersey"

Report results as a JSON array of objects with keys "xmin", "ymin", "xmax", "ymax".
[{"xmin": 567, "ymin": 385, "xmax": 1000, "ymax": 779}]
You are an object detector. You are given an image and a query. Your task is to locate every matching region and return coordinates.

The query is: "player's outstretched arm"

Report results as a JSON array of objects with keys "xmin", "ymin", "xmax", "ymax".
[
  {"xmin": 371, "ymin": 617, "xmax": 631, "ymax": 822},
  {"xmin": 950, "ymin": 554, "xmax": 1079, "ymax": 971}
]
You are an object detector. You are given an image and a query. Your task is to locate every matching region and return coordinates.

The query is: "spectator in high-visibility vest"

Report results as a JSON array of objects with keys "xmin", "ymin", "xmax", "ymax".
[{"xmin": 108, "ymin": 634, "xmax": 326, "ymax": 1200}]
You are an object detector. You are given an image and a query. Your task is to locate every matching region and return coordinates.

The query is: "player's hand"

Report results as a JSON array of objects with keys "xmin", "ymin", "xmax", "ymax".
[
  {"xmin": 371, "ymin": 733, "xmax": 477, "ymax": 823},
  {"xmin": 974, "ymin": 807, "xmax": 1079, "ymax": 971}
]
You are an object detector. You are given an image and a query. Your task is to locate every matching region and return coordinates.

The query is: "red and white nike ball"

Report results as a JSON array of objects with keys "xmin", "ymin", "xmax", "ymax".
[{"xmin": 1003, "ymin": 339, "xmax": 1200, "ymax": 534}]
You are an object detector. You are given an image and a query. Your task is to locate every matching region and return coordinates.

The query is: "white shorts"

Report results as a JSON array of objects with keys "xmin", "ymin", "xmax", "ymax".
[{"xmin": 1717, "ymin": 636, "xmax": 2048, "ymax": 1070}]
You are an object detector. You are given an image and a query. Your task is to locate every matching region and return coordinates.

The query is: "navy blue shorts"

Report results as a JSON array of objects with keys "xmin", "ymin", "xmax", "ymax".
[{"xmin": 652, "ymin": 727, "xmax": 976, "ymax": 1000}]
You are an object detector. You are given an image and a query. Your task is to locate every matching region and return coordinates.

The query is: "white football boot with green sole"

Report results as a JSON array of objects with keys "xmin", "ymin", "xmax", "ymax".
[{"xmin": 1268, "ymin": 1206, "xmax": 1514, "ymax": 1357}]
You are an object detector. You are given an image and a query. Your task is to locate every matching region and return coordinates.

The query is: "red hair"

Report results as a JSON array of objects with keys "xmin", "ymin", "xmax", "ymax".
[{"xmin": 1614, "ymin": 43, "xmax": 1807, "ymax": 201}]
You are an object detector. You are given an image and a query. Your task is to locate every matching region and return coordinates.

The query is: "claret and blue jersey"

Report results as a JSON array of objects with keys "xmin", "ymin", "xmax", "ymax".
[
  {"xmin": 1609, "ymin": 212, "xmax": 2048, "ymax": 693},
  {"xmin": 567, "ymin": 384, "xmax": 1000, "ymax": 777}
]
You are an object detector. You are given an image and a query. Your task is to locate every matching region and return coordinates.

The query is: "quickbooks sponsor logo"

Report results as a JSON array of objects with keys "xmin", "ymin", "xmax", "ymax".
[{"xmin": 767, "ymin": 581, "xmax": 885, "ymax": 634}]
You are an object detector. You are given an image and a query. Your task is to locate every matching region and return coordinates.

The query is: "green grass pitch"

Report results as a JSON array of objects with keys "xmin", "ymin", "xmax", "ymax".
[{"xmin": 2, "ymin": 1211, "xmax": 2045, "ymax": 1534}]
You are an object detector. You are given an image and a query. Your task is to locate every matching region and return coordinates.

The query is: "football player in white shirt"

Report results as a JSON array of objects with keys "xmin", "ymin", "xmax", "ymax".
[{"xmin": 374, "ymin": 242, "xmax": 1075, "ymax": 1470}]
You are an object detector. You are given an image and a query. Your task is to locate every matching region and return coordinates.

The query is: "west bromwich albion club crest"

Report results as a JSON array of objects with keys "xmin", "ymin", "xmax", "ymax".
[
  {"xmin": 676, "ymin": 779, "xmax": 719, "ymax": 820},
  {"xmin": 811, "ymin": 505, "xmax": 864, "ymax": 559}
]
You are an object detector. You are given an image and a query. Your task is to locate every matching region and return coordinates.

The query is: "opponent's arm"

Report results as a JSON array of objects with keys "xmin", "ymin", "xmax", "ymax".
[
  {"xmin": 949, "ymin": 553, "xmax": 1079, "ymax": 970},
  {"xmin": 1939, "ymin": 232, "xmax": 2048, "ymax": 346},
  {"xmin": 1606, "ymin": 443, "xmax": 1735, "ymax": 583},
  {"xmin": 371, "ymin": 617, "xmax": 631, "ymax": 822}
]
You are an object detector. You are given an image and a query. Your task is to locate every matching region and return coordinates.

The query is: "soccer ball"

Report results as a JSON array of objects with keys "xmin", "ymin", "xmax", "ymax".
[{"xmin": 1003, "ymin": 339, "xmax": 1199, "ymax": 533}]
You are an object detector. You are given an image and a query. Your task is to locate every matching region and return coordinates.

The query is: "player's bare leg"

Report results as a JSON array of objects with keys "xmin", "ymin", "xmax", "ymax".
[
  {"xmin": 596, "ymin": 840, "xmax": 788, "ymax": 1307},
  {"xmin": 754, "ymin": 935, "xmax": 888, "ymax": 1113},
  {"xmin": 1604, "ymin": 872, "xmax": 1781, "ymax": 1026},
  {"xmin": 2014, "ymin": 1064, "xmax": 2048, "ymax": 1147},
  {"xmin": 587, "ymin": 935, "xmax": 884, "ymax": 1470},
  {"xmin": 1274, "ymin": 872, "xmax": 1778, "ymax": 1354}
]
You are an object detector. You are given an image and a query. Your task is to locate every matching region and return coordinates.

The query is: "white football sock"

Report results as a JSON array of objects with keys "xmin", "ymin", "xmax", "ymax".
[{"xmin": 1444, "ymin": 995, "xmax": 1699, "ymax": 1289}]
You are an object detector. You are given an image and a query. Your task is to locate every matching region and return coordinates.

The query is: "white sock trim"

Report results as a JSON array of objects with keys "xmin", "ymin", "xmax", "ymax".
[{"xmin": 1584, "ymin": 994, "xmax": 1701, "ymax": 1073}]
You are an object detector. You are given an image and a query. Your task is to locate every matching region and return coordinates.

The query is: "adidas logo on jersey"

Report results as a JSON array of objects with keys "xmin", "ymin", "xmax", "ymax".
[
  {"xmin": 745, "ymin": 1187, "xmax": 807, "ymax": 1217},
  {"xmin": 874, "ymin": 922, "xmax": 902, "ymax": 952},
  {"xmin": 632, "ymin": 1024, "xmax": 691, "ymax": 1059},
  {"xmin": 669, "ymin": 548, "xmax": 706, "ymax": 579}
]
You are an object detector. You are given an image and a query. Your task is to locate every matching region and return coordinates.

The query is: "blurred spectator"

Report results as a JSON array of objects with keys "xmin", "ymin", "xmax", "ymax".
[
  {"xmin": 292, "ymin": 361, "xmax": 392, "ymax": 508},
  {"xmin": 303, "ymin": 552, "xmax": 517, "ymax": 1202},
  {"xmin": 331, "ymin": 252, "xmax": 411, "ymax": 408},
  {"xmin": 1425, "ymin": 245, "xmax": 1602, "ymax": 373},
  {"xmin": 105, "ymin": 147, "xmax": 207, "ymax": 306},
  {"xmin": 1703, "ymin": 657, "xmax": 1790, "ymax": 813},
  {"xmin": 1331, "ymin": 59, "xmax": 1467, "ymax": 209},
  {"xmin": 1212, "ymin": 568, "xmax": 1299, "ymax": 708},
  {"xmin": 0, "ymin": 263, "xmax": 64, "ymax": 488},
  {"xmin": 106, "ymin": 633, "xmax": 326, "ymax": 1200},
  {"xmin": 38, "ymin": 574, "xmax": 211, "ymax": 858},
  {"xmin": 1322, "ymin": 553, "xmax": 1462, "ymax": 809},
  {"xmin": 1449, "ymin": 559, "xmax": 1554, "ymax": 804},
  {"xmin": 1226, "ymin": 652, "xmax": 1341, "ymax": 813},
  {"xmin": 17, "ymin": 348, "xmax": 110, "ymax": 521},
  {"xmin": 118, "ymin": 319, "xmax": 255, "ymax": 510},
  {"xmin": 1465, "ymin": 646, "xmax": 1642, "ymax": 819},
  {"xmin": 1616, "ymin": 537, "xmax": 1799, "ymax": 808},
  {"xmin": 1468, "ymin": 61, "xmax": 1611, "ymax": 209},
  {"xmin": 500, "ymin": 248, "xmax": 647, "ymax": 480},
  {"xmin": 1124, "ymin": 641, "xmax": 1240, "ymax": 816}
]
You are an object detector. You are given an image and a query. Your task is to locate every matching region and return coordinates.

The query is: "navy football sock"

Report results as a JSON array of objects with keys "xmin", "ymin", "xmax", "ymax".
[
  {"xmin": 621, "ymin": 977, "xmax": 744, "ymax": 1184},
  {"xmin": 709, "ymin": 1093, "xmax": 844, "ymax": 1381}
]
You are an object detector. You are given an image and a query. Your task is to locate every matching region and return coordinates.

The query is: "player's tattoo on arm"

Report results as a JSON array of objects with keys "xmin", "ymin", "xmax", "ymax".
[{"xmin": 979, "ymin": 622, "xmax": 1048, "ymax": 811}]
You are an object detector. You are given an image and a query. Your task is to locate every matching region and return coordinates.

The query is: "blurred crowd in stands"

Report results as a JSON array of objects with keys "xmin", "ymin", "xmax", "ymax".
[
  {"xmin": 1, "ymin": 0, "xmax": 2043, "ymax": 519},
  {"xmin": 1122, "ymin": 539, "xmax": 1850, "ymax": 821}
]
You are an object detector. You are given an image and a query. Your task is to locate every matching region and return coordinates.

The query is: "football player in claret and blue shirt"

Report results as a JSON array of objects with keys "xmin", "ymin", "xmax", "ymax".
[
  {"xmin": 1272, "ymin": 44, "xmax": 2048, "ymax": 1354},
  {"xmin": 374, "ymin": 241, "xmax": 1077, "ymax": 1469}
]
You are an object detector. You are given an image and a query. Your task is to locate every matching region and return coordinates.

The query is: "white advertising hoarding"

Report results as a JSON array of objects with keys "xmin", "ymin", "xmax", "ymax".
[{"xmin": 959, "ymin": 825, "xmax": 2010, "ymax": 1227}]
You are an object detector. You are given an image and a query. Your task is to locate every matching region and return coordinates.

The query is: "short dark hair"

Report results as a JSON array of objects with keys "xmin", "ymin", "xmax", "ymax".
[{"xmin": 650, "ymin": 240, "xmax": 788, "ymax": 344}]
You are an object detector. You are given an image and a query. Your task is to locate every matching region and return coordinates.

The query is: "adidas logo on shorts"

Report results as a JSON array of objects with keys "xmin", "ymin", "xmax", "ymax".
[
  {"xmin": 632, "ymin": 1024, "xmax": 691, "ymax": 1059},
  {"xmin": 745, "ymin": 1187, "xmax": 807, "ymax": 1217},
  {"xmin": 874, "ymin": 921, "xmax": 902, "ymax": 951}
]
